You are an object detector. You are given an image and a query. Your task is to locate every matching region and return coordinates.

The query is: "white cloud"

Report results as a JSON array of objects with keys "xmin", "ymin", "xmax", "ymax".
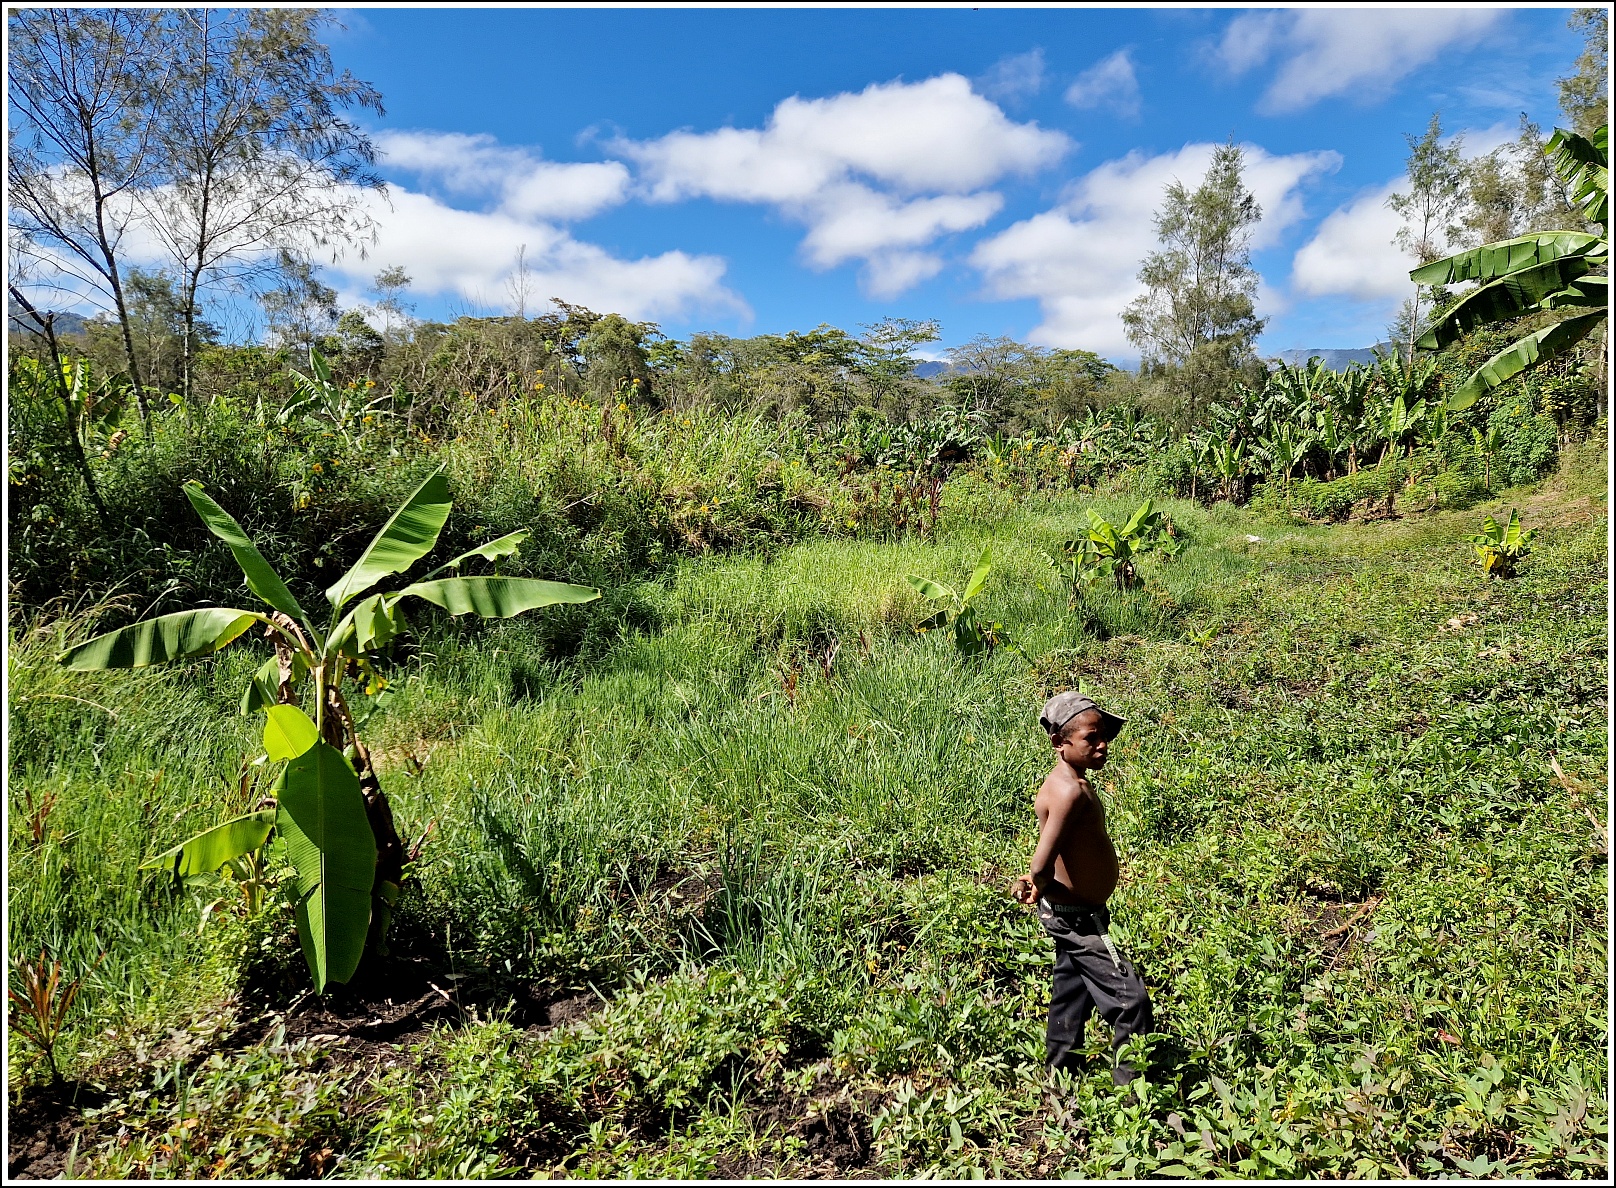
[
  {"xmin": 971, "ymin": 142, "xmax": 1340, "ymax": 354},
  {"xmin": 376, "ymin": 129, "xmax": 630, "ymax": 221},
  {"xmin": 1214, "ymin": 9, "xmax": 1504, "ymax": 113},
  {"xmin": 13, "ymin": 146, "xmax": 733, "ymax": 329},
  {"xmin": 1290, "ymin": 180, "xmax": 1410, "ymax": 303},
  {"xmin": 356, "ymin": 132, "xmax": 732, "ymax": 321},
  {"xmin": 800, "ymin": 185, "xmax": 1002, "ymax": 266},
  {"xmin": 620, "ymin": 73, "xmax": 1069, "ymax": 296},
  {"xmin": 1064, "ymin": 49, "xmax": 1141, "ymax": 119},
  {"xmin": 327, "ymin": 186, "xmax": 744, "ymax": 322},
  {"xmin": 977, "ymin": 48, "xmax": 1046, "ymax": 103}
]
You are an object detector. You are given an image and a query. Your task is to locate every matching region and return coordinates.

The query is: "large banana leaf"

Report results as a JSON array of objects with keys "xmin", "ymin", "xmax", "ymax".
[
  {"xmin": 1121, "ymin": 499, "xmax": 1157, "ymax": 538},
  {"xmin": 420, "ymin": 530, "xmax": 530, "ymax": 581},
  {"xmin": 1543, "ymin": 275, "xmax": 1608, "ymax": 309},
  {"xmin": 1547, "ymin": 127, "xmax": 1608, "ymax": 226},
  {"xmin": 324, "ymin": 469, "xmax": 452, "ymax": 610},
  {"xmin": 353, "ymin": 592, "xmax": 404, "ymax": 651},
  {"xmin": 1416, "ymin": 257, "xmax": 1597, "ymax": 350},
  {"xmin": 182, "ymin": 482, "xmax": 307, "ymax": 623},
  {"xmin": 59, "ymin": 608, "xmax": 265, "ymax": 670},
  {"xmin": 1410, "ymin": 231, "xmax": 1603, "ymax": 286},
  {"xmin": 141, "ymin": 809, "xmax": 277, "ymax": 878},
  {"xmin": 1448, "ymin": 311, "xmax": 1607, "ymax": 410},
  {"xmin": 395, "ymin": 576, "xmax": 601, "ymax": 618},
  {"xmin": 275, "ymin": 742, "xmax": 376, "ymax": 991},
  {"xmin": 262, "ymin": 704, "xmax": 320, "ymax": 761}
]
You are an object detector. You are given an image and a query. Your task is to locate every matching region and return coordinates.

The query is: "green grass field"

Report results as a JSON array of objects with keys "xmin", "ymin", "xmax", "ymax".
[{"xmin": 7, "ymin": 442, "xmax": 1607, "ymax": 1179}]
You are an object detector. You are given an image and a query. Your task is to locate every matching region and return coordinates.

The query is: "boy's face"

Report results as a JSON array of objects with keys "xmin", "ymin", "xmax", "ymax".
[{"xmin": 1053, "ymin": 709, "xmax": 1110, "ymax": 770}]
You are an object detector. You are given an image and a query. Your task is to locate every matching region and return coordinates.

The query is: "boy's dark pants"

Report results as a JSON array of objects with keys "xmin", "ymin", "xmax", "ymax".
[{"xmin": 1037, "ymin": 901, "xmax": 1153, "ymax": 1084}]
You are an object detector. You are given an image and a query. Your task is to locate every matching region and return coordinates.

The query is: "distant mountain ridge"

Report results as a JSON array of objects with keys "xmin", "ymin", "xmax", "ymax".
[
  {"xmin": 1269, "ymin": 344, "xmax": 1393, "ymax": 369},
  {"xmin": 7, "ymin": 306, "xmax": 92, "ymax": 337}
]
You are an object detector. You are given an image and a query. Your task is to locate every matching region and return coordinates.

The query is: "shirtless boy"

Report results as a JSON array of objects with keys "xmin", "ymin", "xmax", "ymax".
[{"xmin": 1011, "ymin": 691, "xmax": 1154, "ymax": 1084}]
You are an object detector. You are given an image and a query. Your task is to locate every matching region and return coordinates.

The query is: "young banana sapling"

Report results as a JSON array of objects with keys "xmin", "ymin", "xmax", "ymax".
[{"xmin": 58, "ymin": 468, "xmax": 600, "ymax": 990}]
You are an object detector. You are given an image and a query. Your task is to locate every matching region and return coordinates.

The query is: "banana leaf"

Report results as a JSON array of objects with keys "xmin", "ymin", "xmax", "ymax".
[
  {"xmin": 263, "ymin": 703, "xmax": 320, "ymax": 762},
  {"xmin": 1448, "ymin": 311, "xmax": 1606, "ymax": 410},
  {"xmin": 325, "ymin": 469, "xmax": 452, "ymax": 609},
  {"xmin": 142, "ymin": 809, "xmax": 277, "ymax": 878},
  {"xmin": 275, "ymin": 742, "xmax": 377, "ymax": 992},
  {"xmin": 1410, "ymin": 231, "xmax": 1603, "ymax": 286},
  {"xmin": 396, "ymin": 576, "xmax": 601, "ymax": 619},
  {"xmin": 240, "ymin": 651, "xmax": 307, "ymax": 715},
  {"xmin": 906, "ymin": 575, "xmax": 954, "ymax": 601},
  {"xmin": 1547, "ymin": 127, "xmax": 1608, "ymax": 225},
  {"xmin": 1416, "ymin": 257, "xmax": 1597, "ymax": 350},
  {"xmin": 420, "ymin": 530, "xmax": 530, "ymax": 581},
  {"xmin": 1121, "ymin": 499, "xmax": 1157, "ymax": 538},
  {"xmin": 353, "ymin": 592, "xmax": 404, "ymax": 651},
  {"xmin": 328, "ymin": 591, "xmax": 406, "ymax": 657},
  {"xmin": 59, "ymin": 608, "xmax": 265, "ymax": 670},
  {"xmin": 241, "ymin": 654, "xmax": 280, "ymax": 715},
  {"xmin": 182, "ymin": 482, "xmax": 307, "ymax": 623},
  {"xmin": 1542, "ymin": 275, "xmax": 1609, "ymax": 310},
  {"xmin": 961, "ymin": 546, "xmax": 993, "ymax": 604}
]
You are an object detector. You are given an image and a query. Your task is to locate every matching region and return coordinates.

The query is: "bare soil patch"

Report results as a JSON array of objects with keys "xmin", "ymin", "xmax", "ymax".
[{"xmin": 7, "ymin": 1081, "xmax": 111, "ymax": 1180}]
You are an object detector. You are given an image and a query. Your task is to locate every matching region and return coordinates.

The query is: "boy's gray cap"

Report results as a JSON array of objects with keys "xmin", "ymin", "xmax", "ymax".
[{"xmin": 1040, "ymin": 691, "xmax": 1125, "ymax": 740}]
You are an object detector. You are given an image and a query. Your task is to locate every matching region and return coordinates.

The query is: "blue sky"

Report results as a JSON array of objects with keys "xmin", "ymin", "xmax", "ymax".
[{"xmin": 273, "ymin": 7, "xmax": 1587, "ymax": 359}]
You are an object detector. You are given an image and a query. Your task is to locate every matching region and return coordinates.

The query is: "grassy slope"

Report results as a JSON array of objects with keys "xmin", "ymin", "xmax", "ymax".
[{"xmin": 7, "ymin": 445, "xmax": 1607, "ymax": 1178}]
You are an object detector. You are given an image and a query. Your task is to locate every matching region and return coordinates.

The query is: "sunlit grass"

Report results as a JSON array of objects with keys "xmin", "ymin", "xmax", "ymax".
[{"xmin": 9, "ymin": 445, "xmax": 1607, "ymax": 1179}]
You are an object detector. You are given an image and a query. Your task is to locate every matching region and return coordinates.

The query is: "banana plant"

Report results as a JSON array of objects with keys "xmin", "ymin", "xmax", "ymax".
[
  {"xmin": 1187, "ymin": 435, "xmax": 1215, "ymax": 499},
  {"xmin": 1264, "ymin": 421, "xmax": 1308, "ymax": 490},
  {"xmin": 1050, "ymin": 500, "xmax": 1170, "ymax": 595},
  {"xmin": 1467, "ymin": 508, "xmax": 1536, "ymax": 578},
  {"xmin": 1413, "ymin": 127, "xmax": 1607, "ymax": 410},
  {"xmin": 58, "ymin": 468, "xmax": 600, "ymax": 991},
  {"xmin": 1315, "ymin": 407, "xmax": 1350, "ymax": 480},
  {"xmin": 1472, "ymin": 424, "xmax": 1505, "ymax": 492},
  {"xmin": 280, "ymin": 347, "xmax": 391, "ymax": 444},
  {"xmin": 1419, "ymin": 398, "xmax": 1451, "ymax": 445},
  {"xmin": 906, "ymin": 545, "xmax": 1017, "ymax": 660},
  {"xmin": 1210, "ymin": 436, "xmax": 1247, "ymax": 503},
  {"xmin": 1379, "ymin": 394, "xmax": 1426, "ymax": 464}
]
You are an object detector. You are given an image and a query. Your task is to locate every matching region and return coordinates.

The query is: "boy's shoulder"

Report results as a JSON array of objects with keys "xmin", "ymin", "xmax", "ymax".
[{"xmin": 1039, "ymin": 764, "xmax": 1094, "ymax": 805}]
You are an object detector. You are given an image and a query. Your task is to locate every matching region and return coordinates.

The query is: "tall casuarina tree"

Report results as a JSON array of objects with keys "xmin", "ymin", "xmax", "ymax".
[{"xmin": 1122, "ymin": 141, "xmax": 1266, "ymax": 425}]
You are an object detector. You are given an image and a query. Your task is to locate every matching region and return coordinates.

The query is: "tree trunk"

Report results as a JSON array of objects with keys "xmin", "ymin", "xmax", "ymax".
[
  {"xmin": 87, "ymin": 168, "xmax": 152, "ymax": 438},
  {"xmin": 9, "ymin": 285, "xmax": 108, "ymax": 525},
  {"xmin": 106, "ymin": 266, "xmax": 152, "ymax": 438},
  {"xmin": 181, "ymin": 264, "xmax": 202, "ymax": 411}
]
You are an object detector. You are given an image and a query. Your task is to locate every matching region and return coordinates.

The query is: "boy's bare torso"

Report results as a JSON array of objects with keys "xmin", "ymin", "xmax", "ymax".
[{"xmin": 1034, "ymin": 768, "xmax": 1120, "ymax": 906}]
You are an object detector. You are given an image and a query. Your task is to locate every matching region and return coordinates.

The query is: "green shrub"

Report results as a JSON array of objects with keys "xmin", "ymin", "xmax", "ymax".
[{"xmin": 1487, "ymin": 400, "xmax": 1559, "ymax": 486}]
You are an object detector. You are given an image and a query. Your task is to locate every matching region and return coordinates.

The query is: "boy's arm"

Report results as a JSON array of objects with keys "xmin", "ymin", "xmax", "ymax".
[{"xmin": 1012, "ymin": 785, "xmax": 1078, "ymax": 904}]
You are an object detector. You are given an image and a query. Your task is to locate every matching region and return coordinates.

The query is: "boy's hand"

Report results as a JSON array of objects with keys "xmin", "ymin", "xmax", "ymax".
[{"xmin": 1010, "ymin": 874, "xmax": 1039, "ymax": 905}]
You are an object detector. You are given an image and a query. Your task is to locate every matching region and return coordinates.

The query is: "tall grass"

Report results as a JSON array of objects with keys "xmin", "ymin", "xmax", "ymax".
[{"xmin": 8, "ymin": 445, "xmax": 1606, "ymax": 1178}]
